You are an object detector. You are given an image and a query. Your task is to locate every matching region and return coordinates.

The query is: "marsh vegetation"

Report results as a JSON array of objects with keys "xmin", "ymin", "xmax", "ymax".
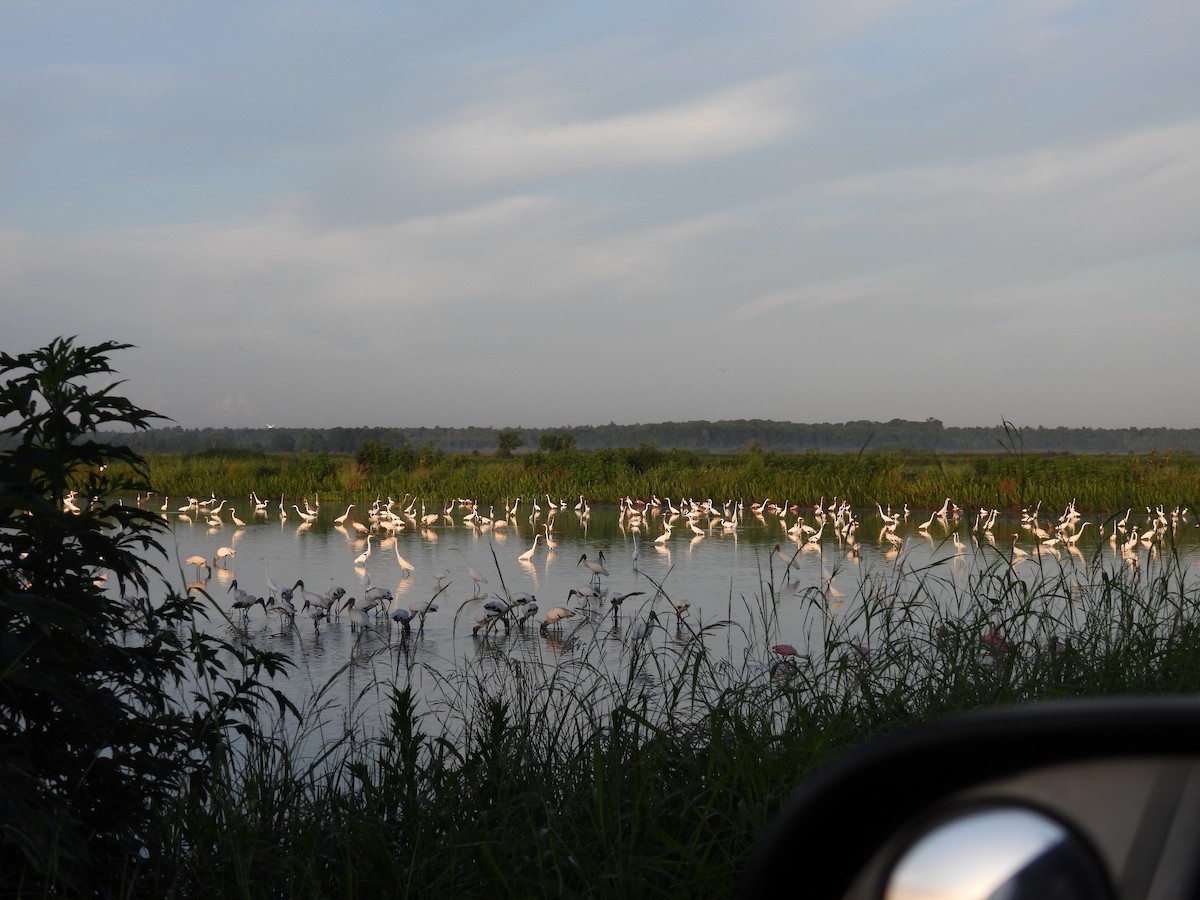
[{"xmin": 5, "ymin": 338, "xmax": 1200, "ymax": 898}]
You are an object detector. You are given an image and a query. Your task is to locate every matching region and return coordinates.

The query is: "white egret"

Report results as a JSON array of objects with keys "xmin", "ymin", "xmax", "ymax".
[
  {"xmin": 1011, "ymin": 535, "xmax": 1029, "ymax": 564},
  {"xmin": 393, "ymin": 540, "xmax": 415, "ymax": 577},
  {"xmin": 259, "ymin": 555, "xmax": 281, "ymax": 599},
  {"xmin": 518, "ymin": 534, "xmax": 540, "ymax": 563},
  {"xmin": 453, "ymin": 549, "xmax": 488, "ymax": 596}
]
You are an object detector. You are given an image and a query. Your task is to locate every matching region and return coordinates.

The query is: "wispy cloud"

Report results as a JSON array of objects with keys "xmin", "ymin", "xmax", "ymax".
[
  {"xmin": 811, "ymin": 119, "xmax": 1200, "ymax": 282},
  {"xmin": 403, "ymin": 77, "xmax": 804, "ymax": 186},
  {"xmin": 830, "ymin": 120, "xmax": 1200, "ymax": 224}
]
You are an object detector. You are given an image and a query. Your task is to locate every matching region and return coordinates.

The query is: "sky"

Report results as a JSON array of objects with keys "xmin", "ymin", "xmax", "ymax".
[{"xmin": 3, "ymin": 1, "xmax": 1198, "ymax": 431}]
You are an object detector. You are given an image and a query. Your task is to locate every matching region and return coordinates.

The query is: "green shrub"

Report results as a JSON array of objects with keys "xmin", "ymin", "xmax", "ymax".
[{"xmin": 0, "ymin": 338, "xmax": 292, "ymax": 896}]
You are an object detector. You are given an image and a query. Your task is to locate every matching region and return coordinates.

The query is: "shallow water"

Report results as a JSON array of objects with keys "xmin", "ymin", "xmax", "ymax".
[{"xmin": 124, "ymin": 498, "xmax": 1200, "ymax": 744}]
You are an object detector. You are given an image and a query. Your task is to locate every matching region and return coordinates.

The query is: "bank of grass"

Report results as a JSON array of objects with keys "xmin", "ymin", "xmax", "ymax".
[
  {"xmin": 126, "ymin": 539, "xmax": 1200, "ymax": 898},
  {"xmin": 141, "ymin": 447, "xmax": 1200, "ymax": 515}
]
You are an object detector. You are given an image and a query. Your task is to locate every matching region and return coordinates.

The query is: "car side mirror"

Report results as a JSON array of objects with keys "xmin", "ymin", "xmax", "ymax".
[{"xmin": 740, "ymin": 697, "xmax": 1200, "ymax": 899}]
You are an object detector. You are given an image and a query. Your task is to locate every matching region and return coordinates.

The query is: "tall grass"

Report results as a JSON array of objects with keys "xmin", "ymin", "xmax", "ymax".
[
  {"xmin": 124, "ymin": 535, "xmax": 1200, "ymax": 898},
  {"xmin": 140, "ymin": 448, "xmax": 1200, "ymax": 515}
]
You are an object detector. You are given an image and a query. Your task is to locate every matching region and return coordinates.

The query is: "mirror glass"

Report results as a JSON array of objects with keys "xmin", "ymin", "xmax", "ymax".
[{"xmin": 885, "ymin": 805, "xmax": 1110, "ymax": 900}]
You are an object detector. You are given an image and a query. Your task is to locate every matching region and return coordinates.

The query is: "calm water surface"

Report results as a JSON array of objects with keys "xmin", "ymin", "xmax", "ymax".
[{"xmin": 128, "ymin": 497, "xmax": 1200, "ymax": 743}]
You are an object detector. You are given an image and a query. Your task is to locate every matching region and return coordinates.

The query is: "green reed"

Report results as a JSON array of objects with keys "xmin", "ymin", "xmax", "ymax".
[{"xmin": 138, "ymin": 448, "xmax": 1200, "ymax": 517}]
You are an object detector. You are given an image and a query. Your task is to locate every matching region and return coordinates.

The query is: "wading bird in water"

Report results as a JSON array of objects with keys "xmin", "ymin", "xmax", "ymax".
[
  {"xmin": 519, "ymin": 534, "xmax": 540, "ymax": 563},
  {"xmin": 540, "ymin": 606, "xmax": 576, "ymax": 634},
  {"xmin": 185, "ymin": 555, "xmax": 211, "ymax": 579},
  {"xmin": 453, "ymin": 549, "xmax": 488, "ymax": 597},
  {"xmin": 578, "ymin": 552, "xmax": 609, "ymax": 585}
]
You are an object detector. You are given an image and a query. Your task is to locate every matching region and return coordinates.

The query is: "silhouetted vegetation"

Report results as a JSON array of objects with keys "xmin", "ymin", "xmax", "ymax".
[{"xmin": 0, "ymin": 338, "xmax": 292, "ymax": 896}]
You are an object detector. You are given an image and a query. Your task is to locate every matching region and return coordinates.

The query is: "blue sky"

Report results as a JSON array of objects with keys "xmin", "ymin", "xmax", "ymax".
[{"xmin": 4, "ymin": 1, "xmax": 1198, "ymax": 430}]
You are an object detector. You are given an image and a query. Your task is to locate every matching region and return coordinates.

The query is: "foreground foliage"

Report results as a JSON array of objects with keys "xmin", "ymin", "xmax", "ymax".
[{"xmin": 0, "ymin": 338, "xmax": 292, "ymax": 896}]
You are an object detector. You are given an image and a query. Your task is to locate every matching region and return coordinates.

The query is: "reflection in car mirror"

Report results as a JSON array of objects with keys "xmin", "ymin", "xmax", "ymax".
[{"xmin": 885, "ymin": 805, "xmax": 1110, "ymax": 900}]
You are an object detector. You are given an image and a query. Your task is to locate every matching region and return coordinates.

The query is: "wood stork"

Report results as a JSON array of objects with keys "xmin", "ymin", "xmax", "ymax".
[
  {"xmin": 185, "ymin": 555, "xmax": 211, "ymax": 579},
  {"xmin": 540, "ymin": 606, "xmax": 576, "ymax": 633},
  {"xmin": 578, "ymin": 552, "xmax": 609, "ymax": 584},
  {"xmin": 567, "ymin": 586, "xmax": 603, "ymax": 604},
  {"xmin": 390, "ymin": 603, "xmax": 413, "ymax": 637},
  {"xmin": 300, "ymin": 599, "xmax": 327, "ymax": 631},
  {"xmin": 228, "ymin": 580, "xmax": 264, "ymax": 619},
  {"xmin": 516, "ymin": 599, "xmax": 540, "ymax": 627},
  {"xmin": 630, "ymin": 611, "xmax": 661, "ymax": 641},
  {"xmin": 409, "ymin": 597, "xmax": 440, "ymax": 633},
  {"xmin": 342, "ymin": 596, "xmax": 371, "ymax": 633},
  {"xmin": 608, "ymin": 590, "xmax": 645, "ymax": 623}
]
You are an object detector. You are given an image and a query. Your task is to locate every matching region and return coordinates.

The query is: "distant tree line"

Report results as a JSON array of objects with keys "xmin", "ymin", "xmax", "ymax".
[{"xmin": 70, "ymin": 418, "xmax": 1200, "ymax": 456}]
